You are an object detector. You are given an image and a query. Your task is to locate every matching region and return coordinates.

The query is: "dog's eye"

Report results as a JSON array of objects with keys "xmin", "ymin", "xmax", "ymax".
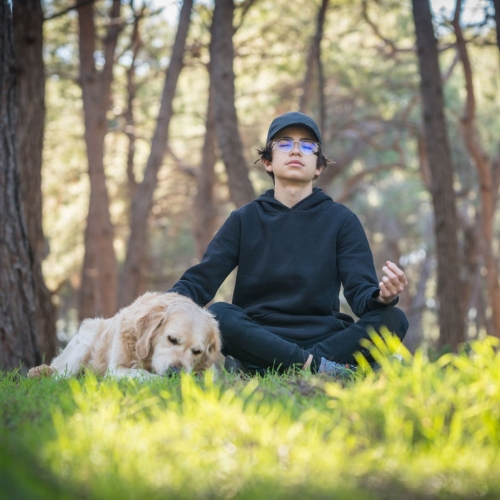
[
  {"xmin": 168, "ymin": 336, "xmax": 179, "ymax": 345},
  {"xmin": 192, "ymin": 349, "xmax": 202, "ymax": 355}
]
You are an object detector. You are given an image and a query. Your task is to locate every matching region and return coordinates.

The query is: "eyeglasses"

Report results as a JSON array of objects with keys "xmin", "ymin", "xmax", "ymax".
[{"xmin": 272, "ymin": 138, "xmax": 319, "ymax": 155}]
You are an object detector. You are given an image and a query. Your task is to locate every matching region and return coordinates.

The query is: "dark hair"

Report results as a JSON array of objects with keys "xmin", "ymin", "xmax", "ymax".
[{"xmin": 255, "ymin": 140, "xmax": 334, "ymax": 183}]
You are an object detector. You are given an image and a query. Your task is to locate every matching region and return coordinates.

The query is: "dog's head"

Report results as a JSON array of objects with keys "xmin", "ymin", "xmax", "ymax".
[{"xmin": 134, "ymin": 296, "xmax": 220, "ymax": 375}]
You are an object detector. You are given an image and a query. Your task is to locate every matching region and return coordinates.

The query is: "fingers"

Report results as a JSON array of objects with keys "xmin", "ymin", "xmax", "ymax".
[
  {"xmin": 379, "ymin": 260, "xmax": 408, "ymax": 301},
  {"xmin": 378, "ymin": 280, "xmax": 392, "ymax": 299},
  {"xmin": 381, "ymin": 275, "xmax": 399, "ymax": 296},
  {"xmin": 382, "ymin": 261, "xmax": 408, "ymax": 286}
]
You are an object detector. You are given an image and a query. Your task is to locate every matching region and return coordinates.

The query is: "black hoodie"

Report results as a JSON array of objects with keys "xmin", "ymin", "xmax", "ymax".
[{"xmin": 169, "ymin": 188, "xmax": 396, "ymax": 342}]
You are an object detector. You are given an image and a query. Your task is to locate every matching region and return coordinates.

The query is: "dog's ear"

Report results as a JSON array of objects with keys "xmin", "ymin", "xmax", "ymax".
[
  {"xmin": 196, "ymin": 316, "xmax": 221, "ymax": 372},
  {"xmin": 135, "ymin": 306, "xmax": 166, "ymax": 360}
]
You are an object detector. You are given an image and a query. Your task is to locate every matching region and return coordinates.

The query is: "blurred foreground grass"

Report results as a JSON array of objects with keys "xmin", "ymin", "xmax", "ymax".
[{"xmin": 1, "ymin": 334, "xmax": 500, "ymax": 500}]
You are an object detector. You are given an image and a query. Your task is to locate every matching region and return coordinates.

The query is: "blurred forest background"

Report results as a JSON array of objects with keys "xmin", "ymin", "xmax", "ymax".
[{"xmin": 1, "ymin": 0, "xmax": 500, "ymax": 370}]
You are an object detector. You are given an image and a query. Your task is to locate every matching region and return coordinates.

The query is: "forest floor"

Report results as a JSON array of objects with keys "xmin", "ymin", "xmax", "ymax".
[{"xmin": 1, "ymin": 335, "xmax": 500, "ymax": 500}]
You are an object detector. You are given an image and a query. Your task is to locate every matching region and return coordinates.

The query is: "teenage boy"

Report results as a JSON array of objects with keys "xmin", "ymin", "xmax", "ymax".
[{"xmin": 168, "ymin": 111, "xmax": 409, "ymax": 375}]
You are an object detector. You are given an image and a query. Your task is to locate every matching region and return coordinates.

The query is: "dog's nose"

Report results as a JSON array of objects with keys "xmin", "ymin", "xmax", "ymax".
[{"xmin": 165, "ymin": 366, "xmax": 182, "ymax": 376}]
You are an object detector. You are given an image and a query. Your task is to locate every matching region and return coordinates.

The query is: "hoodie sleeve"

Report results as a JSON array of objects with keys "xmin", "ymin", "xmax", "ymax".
[
  {"xmin": 337, "ymin": 213, "xmax": 398, "ymax": 317},
  {"xmin": 167, "ymin": 212, "xmax": 240, "ymax": 306}
]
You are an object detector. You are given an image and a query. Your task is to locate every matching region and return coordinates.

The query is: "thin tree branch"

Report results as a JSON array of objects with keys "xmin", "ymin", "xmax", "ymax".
[
  {"xmin": 442, "ymin": 49, "xmax": 459, "ymax": 84},
  {"xmin": 361, "ymin": 0, "xmax": 414, "ymax": 57},
  {"xmin": 234, "ymin": 0, "xmax": 259, "ymax": 33},
  {"xmin": 336, "ymin": 163, "xmax": 404, "ymax": 204},
  {"xmin": 44, "ymin": 0, "xmax": 96, "ymax": 21},
  {"xmin": 316, "ymin": 138, "xmax": 369, "ymax": 188},
  {"xmin": 165, "ymin": 146, "xmax": 197, "ymax": 178}
]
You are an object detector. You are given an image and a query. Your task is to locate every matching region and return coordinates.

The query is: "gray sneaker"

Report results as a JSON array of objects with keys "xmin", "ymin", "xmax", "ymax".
[
  {"xmin": 223, "ymin": 355, "xmax": 249, "ymax": 374},
  {"xmin": 318, "ymin": 358, "xmax": 357, "ymax": 380},
  {"xmin": 371, "ymin": 353, "xmax": 404, "ymax": 372}
]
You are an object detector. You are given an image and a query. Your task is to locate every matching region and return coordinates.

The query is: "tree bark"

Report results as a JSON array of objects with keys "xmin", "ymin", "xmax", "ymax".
[
  {"xmin": 12, "ymin": 0, "xmax": 57, "ymax": 361},
  {"xmin": 193, "ymin": 72, "xmax": 218, "ymax": 259},
  {"xmin": 123, "ymin": 3, "xmax": 145, "ymax": 202},
  {"xmin": 492, "ymin": 0, "xmax": 500, "ymax": 57},
  {"xmin": 0, "ymin": 0, "xmax": 41, "ymax": 370},
  {"xmin": 452, "ymin": 0, "xmax": 500, "ymax": 337},
  {"xmin": 299, "ymin": 0, "xmax": 329, "ymax": 121},
  {"xmin": 404, "ymin": 250, "xmax": 433, "ymax": 353},
  {"xmin": 317, "ymin": 37, "xmax": 326, "ymax": 134},
  {"xmin": 458, "ymin": 209, "xmax": 481, "ymax": 327},
  {"xmin": 77, "ymin": 0, "xmax": 120, "ymax": 320},
  {"xmin": 118, "ymin": 0, "xmax": 193, "ymax": 308},
  {"xmin": 209, "ymin": 0, "xmax": 255, "ymax": 207},
  {"xmin": 411, "ymin": 0, "xmax": 466, "ymax": 350}
]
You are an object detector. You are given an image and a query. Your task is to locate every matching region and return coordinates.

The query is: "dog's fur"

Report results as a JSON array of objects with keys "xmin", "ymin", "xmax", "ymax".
[{"xmin": 27, "ymin": 292, "xmax": 221, "ymax": 379}]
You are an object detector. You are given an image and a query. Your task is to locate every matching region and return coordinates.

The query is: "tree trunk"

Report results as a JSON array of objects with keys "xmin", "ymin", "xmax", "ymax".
[
  {"xmin": 12, "ymin": 0, "xmax": 56, "ymax": 362},
  {"xmin": 0, "ymin": 0, "xmax": 41, "ymax": 370},
  {"xmin": 404, "ymin": 250, "xmax": 432, "ymax": 353},
  {"xmin": 193, "ymin": 73, "xmax": 218, "ymax": 259},
  {"xmin": 299, "ymin": 0, "xmax": 329, "ymax": 121},
  {"xmin": 458, "ymin": 210, "xmax": 480, "ymax": 326},
  {"xmin": 118, "ymin": 0, "xmax": 193, "ymax": 308},
  {"xmin": 411, "ymin": 0, "xmax": 466, "ymax": 350},
  {"xmin": 210, "ymin": 0, "xmax": 255, "ymax": 207},
  {"xmin": 492, "ymin": 0, "xmax": 500, "ymax": 57},
  {"xmin": 77, "ymin": 0, "xmax": 120, "ymax": 320},
  {"xmin": 123, "ymin": 4, "xmax": 145, "ymax": 202},
  {"xmin": 452, "ymin": 0, "xmax": 500, "ymax": 337},
  {"xmin": 317, "ymin": 39, "xmax": 326, "ymax": 134}
]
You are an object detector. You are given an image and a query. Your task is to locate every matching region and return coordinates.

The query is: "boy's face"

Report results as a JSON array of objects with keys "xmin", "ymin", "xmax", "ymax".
[{"xmin": 263, "ymin": 126, "xmax": 322, "ymax": 185}]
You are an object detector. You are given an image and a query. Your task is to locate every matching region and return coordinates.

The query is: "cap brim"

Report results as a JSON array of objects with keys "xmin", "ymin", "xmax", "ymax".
[{"xmin": 270, "ymin": 122, "xmax": 320, "ymax": 142}]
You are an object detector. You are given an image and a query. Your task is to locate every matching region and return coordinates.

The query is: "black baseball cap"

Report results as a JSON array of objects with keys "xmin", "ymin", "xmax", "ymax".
[{"xmin": 266, "ymin": 111, "xmax": 321, "ymax": 144}]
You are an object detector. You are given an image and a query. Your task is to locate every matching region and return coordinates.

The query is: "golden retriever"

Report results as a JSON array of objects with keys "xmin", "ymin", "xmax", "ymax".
[{"xmin": 27, "ymin": 292, "xmax": 221, "ymax": 379}]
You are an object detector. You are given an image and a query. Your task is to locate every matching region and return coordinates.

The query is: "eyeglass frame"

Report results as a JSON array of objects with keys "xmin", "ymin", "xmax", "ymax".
[{"xmin": 271, "ymin": 137, "xmax": 319, "ymax": 155}]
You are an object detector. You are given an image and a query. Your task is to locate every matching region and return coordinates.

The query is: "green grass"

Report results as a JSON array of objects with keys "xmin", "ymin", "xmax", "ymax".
[{"xmin": 1, "ymin": 333, "xmax": 500, "ymax": 499}]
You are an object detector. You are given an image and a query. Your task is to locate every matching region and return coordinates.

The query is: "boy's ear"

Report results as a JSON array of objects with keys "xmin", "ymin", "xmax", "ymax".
[
  {"xmin": 263, "ymin": 159, "xmax": 272, "ymax": 170},
  {"xmin": 313, "ymin": 165, "xmax": 324, "ymax": 182}
]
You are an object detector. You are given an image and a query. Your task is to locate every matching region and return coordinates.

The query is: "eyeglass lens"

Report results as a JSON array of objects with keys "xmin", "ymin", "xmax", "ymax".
[{"xmin": 274, "ymin": 138, "xmax": 318, "ymax": 154}]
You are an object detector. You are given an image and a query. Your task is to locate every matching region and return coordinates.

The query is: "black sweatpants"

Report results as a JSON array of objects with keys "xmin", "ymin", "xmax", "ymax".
[{"xmin": 208, "ymin": 302, "xmax": 409, "ymax": 373}]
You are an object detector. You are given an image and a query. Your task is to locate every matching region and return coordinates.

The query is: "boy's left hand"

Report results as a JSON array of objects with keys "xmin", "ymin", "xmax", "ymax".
[{"xmin": 377, "ymin": 260, "xmax": 408, "ymax": 304}]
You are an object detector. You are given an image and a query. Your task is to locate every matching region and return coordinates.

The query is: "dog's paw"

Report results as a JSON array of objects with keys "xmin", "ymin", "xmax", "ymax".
[{"xmin": 27, "ymin": 364, "xmax": 55, "ymax": 378}]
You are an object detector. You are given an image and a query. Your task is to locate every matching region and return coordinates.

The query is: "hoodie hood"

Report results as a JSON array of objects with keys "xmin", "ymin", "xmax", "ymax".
[{"xmin": 255, "ymin": 187, "xmax": 333, "ymax": 212}]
